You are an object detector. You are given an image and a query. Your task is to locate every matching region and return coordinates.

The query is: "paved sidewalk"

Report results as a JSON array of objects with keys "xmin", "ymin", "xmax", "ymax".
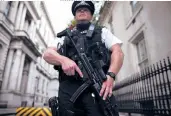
[
  {"xmin": 0, "ymin": 109, "xmax": 141, "ymax": 116},
  {"xmin": 119, "ymin": 113, "xmax": 128, "ymax": 116},
  {"xmin": 0, "ymin": 108, "xmax": 16, "ymax": 115},
  {"xmin": 0, "ymin": 107, "xmax": 51, "ymax": 115},
  {"xmin": 119, "ymin": 112, "xmax": 144, "ymax": 116}
]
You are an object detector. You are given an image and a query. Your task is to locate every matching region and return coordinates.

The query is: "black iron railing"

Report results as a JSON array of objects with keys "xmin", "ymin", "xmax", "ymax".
[{"xmin": 113, "ymin": 57, "xmax": 171, "ymax": 116}]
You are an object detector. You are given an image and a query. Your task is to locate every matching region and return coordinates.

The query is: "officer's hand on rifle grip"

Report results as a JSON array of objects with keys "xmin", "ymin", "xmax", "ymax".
[
  {"xmin": 99, "ymin": 75, "xmax": 114, "ymax": 100},
  {"xmin": 61, "ymin": 56, "xmax": 83, "ymax": 78}
]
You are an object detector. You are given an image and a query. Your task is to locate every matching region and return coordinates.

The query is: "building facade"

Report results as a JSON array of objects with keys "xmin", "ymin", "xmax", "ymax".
[
  {"xmin": 0, "ymin": 1, "xmax": 59, "ymax": 108},
  {"xmin": 98, "ymin": 1, "xmax": 171, "ymax": 81}
]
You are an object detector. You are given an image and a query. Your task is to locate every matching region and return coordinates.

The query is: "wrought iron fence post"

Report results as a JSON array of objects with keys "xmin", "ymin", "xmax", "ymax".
[{"xmin": 113, "ymin": 57, "xmax": 171, "ymax": 116}]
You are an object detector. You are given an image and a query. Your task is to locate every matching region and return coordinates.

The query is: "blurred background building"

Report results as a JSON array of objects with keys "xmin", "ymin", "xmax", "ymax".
[
  {"xmin": 98, "ymin": 1, "xmax": 171, "ymax": 81},
  {"xmin": 0, "ymin": 1, "xmax": 59, "ymax": 109},
  {"xmin": 98, "ymin": 1, "xmax": 171, "ymax": 115}
]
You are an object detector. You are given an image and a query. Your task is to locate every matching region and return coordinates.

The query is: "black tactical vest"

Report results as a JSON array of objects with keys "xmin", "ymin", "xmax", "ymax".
[{"xmin": 54, "ymin": 25, "xmax": 111, "ymax": 83}]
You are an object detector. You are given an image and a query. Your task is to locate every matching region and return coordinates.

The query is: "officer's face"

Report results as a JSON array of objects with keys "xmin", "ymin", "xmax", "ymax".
[{"xmin": 75, "ymin": 7, "xmax": 92, "ymax": 21}]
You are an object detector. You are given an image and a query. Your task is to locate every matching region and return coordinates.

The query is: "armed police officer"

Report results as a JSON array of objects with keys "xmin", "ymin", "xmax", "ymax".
[{"xmin": 43, "ymin": 1, "xmax": 124, "ymax": 116}]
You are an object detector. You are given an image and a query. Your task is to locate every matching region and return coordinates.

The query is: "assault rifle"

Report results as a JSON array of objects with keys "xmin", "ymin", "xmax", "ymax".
[{"xmin": 55, "ymin": 28, "xmax": 119, "ymax": 116}]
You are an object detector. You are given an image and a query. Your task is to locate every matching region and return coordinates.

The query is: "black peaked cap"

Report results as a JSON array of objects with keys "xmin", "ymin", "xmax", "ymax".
[{"xmin": 71, "ymin": 1, "xmax": 95, "ymax": 16}]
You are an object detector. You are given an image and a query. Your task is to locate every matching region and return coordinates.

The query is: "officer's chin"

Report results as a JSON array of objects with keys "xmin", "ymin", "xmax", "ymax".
[
  {"xmin": 78, "ymin": 19, "xmax": 88, "ymax": 22},
  {"xmin": 77, "ymin": 18, "xmax": 91, "ymax": 23},
  {"xmin": 77, "ymin": 16, "xmax": 88, "ymax": 20}
]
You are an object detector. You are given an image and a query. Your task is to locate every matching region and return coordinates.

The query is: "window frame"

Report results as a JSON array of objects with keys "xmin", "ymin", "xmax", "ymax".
[
  {"xmin": 42, "ymin": 79, "xmax": 45, "ymax": 93},
  {"xmin": 36, "ymin": 77, "xmax": 40, "ymax": 92},
  {"xmin": 108, "ymin": 15, "xmax": 115, "ymax": 34},
  {"xmin": 4, "ymin": 1, "xmax": 12, "ymax": 17},
  {"xmin": 130, "ymin": 1, "xmax": 139, "ymax": 14},
  {"xmin": 135, "ymin": 32, "xmax": 148, "ymax": 70}
]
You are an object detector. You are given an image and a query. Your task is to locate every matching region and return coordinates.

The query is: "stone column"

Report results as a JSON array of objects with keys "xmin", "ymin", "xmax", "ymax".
[
  {"xmin": 20, "ymin": 61, "xmax": 30, "ymax": 93},
  {"xmin": 16, "ymin": 52, "xmax": 25, "ymax": 91},
  {"xmin": 44, "ymin": 29, "xmax": 49, "ymax": 43},
  {"xmin": 0, "ymin": 2, "xmax": 8, "ymax": 13},
  {"xmin": 19, "ymin": 5, "xmax": 27, "ymax": 30},
  {"xmin": 31, "ymin": 64, "xmax": 37, "ymax": 94},
  {"xmin": 24, "ymin": 20, "xmax": 29, "ymax": 32},
  {"xmin": 15, "ymin": 2, "xmax": 24, "ymax": 30},
  {"xmin": 31, "ymin": 23, "xmax": 36, "ymax": 41},
  {"xmin": 28, "ymin": 20, "xmax": 34, "ymax": 39},
  {"xmin": 8, "ymin": 1, "xmax": 19, "ymax": 24},
  {"xmin": 39, "ymin": 17, "xmax": 45, "ymax": 34},
  {"xmin": 8, "ymin": 49, "xmax": 22, "ymax": 90},
  {"xmin": 26, "ymin": 61, "xmax": 34, "ymax": 94},
  {"xmin": 20, "ymin": 70, "xmax": 28, "ymax": 94},
  {"xmin": 1, "ymin": 49, "xmax": 14, "ymax": 90}
]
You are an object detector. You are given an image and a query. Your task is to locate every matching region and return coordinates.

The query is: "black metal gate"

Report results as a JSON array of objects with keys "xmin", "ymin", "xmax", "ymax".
[{"xmin": 113, "ymin": 57, "xmax": 171, "ymax": 116}]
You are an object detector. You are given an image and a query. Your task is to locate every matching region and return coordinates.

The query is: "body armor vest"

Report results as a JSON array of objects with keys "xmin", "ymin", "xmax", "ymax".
[{"xmin": 55, "ymin": 25, "xmax": 111, "ymax": 82}]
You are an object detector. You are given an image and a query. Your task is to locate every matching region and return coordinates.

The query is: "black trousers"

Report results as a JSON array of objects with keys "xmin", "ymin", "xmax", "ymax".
[{"xmin": 58, "ymin": 79, "xmax": 104, "ymax": 116}]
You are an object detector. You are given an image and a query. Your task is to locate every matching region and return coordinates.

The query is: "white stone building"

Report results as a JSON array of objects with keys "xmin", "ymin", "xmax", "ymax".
[
  {"xmin": 0, "ymin": 1, "xmax": 59, "ymax": 108},
  {"xmin": 98, "ymin": 1, "xmax": 171, "ymax": 81}
]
